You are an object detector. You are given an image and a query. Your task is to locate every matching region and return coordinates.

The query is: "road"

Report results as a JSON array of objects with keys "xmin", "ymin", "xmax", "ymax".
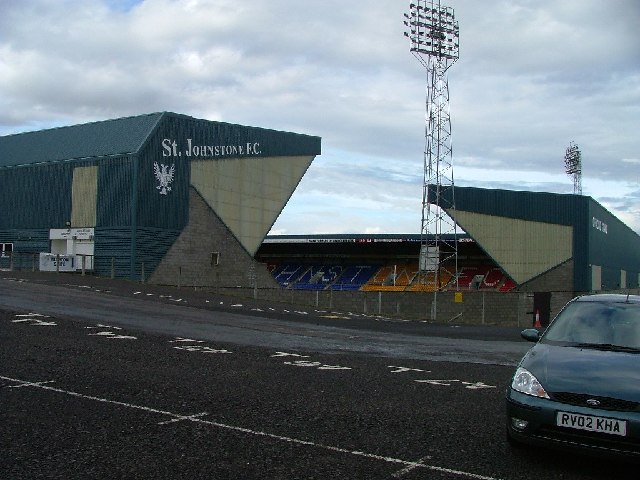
[{"xmin": 0, "ymin": 275, "xmax": 636, "ymax": 479}]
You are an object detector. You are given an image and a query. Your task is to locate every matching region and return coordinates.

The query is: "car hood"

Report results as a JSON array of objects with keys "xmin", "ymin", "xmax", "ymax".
[{"xmin": 520, "ymin": 343, "xmax": 640, "ymax": 402}]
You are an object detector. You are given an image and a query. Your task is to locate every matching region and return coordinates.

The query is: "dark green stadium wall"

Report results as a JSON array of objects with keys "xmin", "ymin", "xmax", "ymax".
[
  {"xmin": 95, "ymin": 149, "xmax": 188, "ymax": 279},
  {"xmin": 449, "ymin": 186, "xmax": 640, "ymax": 292},
  {"xmin": 0, "ymin": 163, "xmax": 74, "ymax": 229},
  {"xmin": 569, "ymin": 196, "xmax": 591, "ymax": 292},
  {"xmin": 587, "ymin": 200, "xmax": 640, "ymax": 290},
  {"xmin": 0, "ymin": 162, "xmax": 74, "ymax": 269},
  {"xmin": 1, "ymin": 112, "xmax": 321, "ymax": 281}
]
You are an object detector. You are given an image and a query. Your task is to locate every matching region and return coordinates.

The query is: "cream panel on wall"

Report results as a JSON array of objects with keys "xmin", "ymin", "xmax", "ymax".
[
  {"xmin": 592, "ymin": 265, "xmax": 602, "ymax": 291},
  {"xmin": 71, "ymin": 166, "xmax": 98, "ymax": 227},
  {"xmin": 451, "ymin": 210, "xmax": 573, "ymax": 285},
  {"xmin": 191, "ymin": 155, "xmax": 314, "ymax": 255}
]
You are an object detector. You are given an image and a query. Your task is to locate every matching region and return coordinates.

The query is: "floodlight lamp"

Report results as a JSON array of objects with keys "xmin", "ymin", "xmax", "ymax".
[{"xmin": 404, "ymin": 0, "xmax": 459, "ymax": 61}]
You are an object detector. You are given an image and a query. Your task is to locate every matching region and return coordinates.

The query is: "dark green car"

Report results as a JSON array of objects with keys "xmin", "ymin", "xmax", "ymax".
[{"xmin": 506, "ymin": 294, "xmax": 640, "ymax": 461}]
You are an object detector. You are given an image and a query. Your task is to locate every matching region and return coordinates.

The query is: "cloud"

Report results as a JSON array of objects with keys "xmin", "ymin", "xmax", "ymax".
[{"xmin": 0, "ymin": 0, "xmax": 638, "ymax": 234}]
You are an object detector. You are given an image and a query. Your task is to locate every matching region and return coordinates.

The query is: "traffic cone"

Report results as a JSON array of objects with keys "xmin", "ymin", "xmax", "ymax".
[{"xmin": 534, "ymin": 310, "xmax": 542, "ymax": 328}]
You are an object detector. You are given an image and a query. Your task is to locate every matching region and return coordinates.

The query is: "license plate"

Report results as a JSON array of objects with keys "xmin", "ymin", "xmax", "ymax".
[{"xmin": 556, "ymin": 411, "xmax": 627, "ymax": 436}]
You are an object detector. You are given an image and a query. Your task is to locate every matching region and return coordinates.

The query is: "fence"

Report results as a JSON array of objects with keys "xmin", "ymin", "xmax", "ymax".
[
  {"xmin": 1, "ymin": 252, "xmax": 94, "ymax": 275},
  {"xmin": 210, "ymin": 286, "xmax": 577, "ymax": 327},
  {"xmin": 4, "ymin": 254, "xmax": 638, "ymax": 327}
]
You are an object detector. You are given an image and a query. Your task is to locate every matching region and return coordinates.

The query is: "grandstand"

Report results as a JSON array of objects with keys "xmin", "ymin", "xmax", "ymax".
[
  {"xmin": 2, "ymin": 112, "xmax": 638, "ymax": 309},
  {"xmin": 0, "ymin": 112, "xmax": 320, "ymax": 288},
  {"xmin": 257, "ymin": 187, "xmax": 640, "ymax": 298},
  {"xmin": 256, "ymin": 234, "xmax": 516, "ymax": 293}
]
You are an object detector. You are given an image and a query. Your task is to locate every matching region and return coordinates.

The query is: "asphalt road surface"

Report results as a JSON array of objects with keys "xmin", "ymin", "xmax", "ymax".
[{"xmin": 0, "ymin": 274, "xmax": 636, "ymax": 479}]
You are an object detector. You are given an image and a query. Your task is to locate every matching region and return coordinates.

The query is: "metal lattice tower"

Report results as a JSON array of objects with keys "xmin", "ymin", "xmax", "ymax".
[
  {"xmin": 404, "ymin": 1, "xmax": 460, "ymax": 295},
  {"xmin": 564, "ymin": 141, "xmax": 583, "ymax": 195}
]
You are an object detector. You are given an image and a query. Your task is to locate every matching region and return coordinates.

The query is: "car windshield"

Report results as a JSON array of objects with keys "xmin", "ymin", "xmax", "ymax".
[{"xmin": 542, "ymin": 300, "xmax": 640, "ymax": 350}]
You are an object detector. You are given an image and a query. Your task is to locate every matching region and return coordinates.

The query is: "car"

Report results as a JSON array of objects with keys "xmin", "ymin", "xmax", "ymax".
[{"xmin": 505, "ymin": 293, "xmax": 640, "ymax": 462}]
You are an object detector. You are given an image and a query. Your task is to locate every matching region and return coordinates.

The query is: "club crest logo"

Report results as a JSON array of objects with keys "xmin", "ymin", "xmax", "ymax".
[{"xmin": 153, "ymin": 162, "xmax": 175, "ymax": 195}]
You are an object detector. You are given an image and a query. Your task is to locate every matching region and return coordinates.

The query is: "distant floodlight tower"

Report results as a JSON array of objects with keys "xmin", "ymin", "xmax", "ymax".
[
  {"xmin": 404, "ymin": 1, "xmax": 460, "ymax": 301},
  {"xmin": 564, "ymin": 141, "xmax": 583, "ymax": 195}
]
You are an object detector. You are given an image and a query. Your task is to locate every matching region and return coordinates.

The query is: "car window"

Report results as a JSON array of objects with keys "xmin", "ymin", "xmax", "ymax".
[{"xmin": 542, "ymin": 301, "xmax": 640, "ymax": 349}]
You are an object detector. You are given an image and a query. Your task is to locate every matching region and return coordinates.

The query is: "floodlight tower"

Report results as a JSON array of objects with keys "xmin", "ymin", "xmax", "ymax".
[
  {"xmin": 404, "ymin": 1, "xmax": 460, "ymax": 300},
  {"xmin": 564, "ymin": 141, "xmax": 583, "ymax": 195}
]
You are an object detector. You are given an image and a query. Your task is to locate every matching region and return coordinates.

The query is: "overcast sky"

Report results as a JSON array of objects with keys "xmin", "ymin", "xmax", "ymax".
[{"xmin": 1, "ymin": 0, "xmax": 639, "ymax": 235}]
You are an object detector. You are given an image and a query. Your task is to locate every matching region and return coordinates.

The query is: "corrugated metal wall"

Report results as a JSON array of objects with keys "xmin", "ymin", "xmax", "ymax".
[
  {"xmin": 136, "ymin": 123, "xmax": 190, "ymax": 231},
  {"xmin": 93, "ymin": 227, "xmax": 133, "ymax": 278},
  {"xmin": 450, "ymin": 186, "xmax": 577, "ymax": 225},
  {"xmin": 449, "ymin": 187, "xmax": 640, "ymax": 292},
  {"xmin": 134, "ymin": 227, "xmax": 182, "ymax": 281},
  {"xmin": 1, "ymin": 112, "xmax": 322, "ymax": 281},
  {"xmin": 93, "ymin": 227, "xmax": 180, "ymax": 279},
  {"xmin": 0, "ymin": 163, "xmax": 73, "ymax": 229},
  {"xmin": 97, "ymin": 156, "xmax": 134, "ymax": 227},
  {"xmin": 93, "ymin": 151, "xmax": 188, "ymax": 279},
  {"xmin": 0, "ymin": 162, "xmax": 74, "ymax": 269},
  {"xmin": 0, "ymin": 229, "xmax": 49, "ymax": 269},
  {"xmin": 588, "ymin": 200, "xmax": 640, "ymax": 289}
]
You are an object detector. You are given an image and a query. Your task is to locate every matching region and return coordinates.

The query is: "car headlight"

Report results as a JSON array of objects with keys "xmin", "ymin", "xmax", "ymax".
[{"xmin": 511, "ymin": 367, "xmax": 549, "ymax": 399}]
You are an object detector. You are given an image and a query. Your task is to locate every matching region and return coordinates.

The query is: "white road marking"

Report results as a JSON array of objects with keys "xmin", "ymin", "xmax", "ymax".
[
  {"xmin": 415, "ymin": 379, "xmax": 459, "ymax": 386},
  {"xmin": 7, "ymin": 379, "xmax": 55, "ymax": 389},
  {"xmin": 271, "ymin": 352, "xmax": 310, "ymax": 358},
  {"xmin": 169, "ymin": 337, "xmax": 204, "ymax": 343},
  {"xmin": 172, "ymin": 346, "xmax": 231, "ymax": 354},
  {"xmin": 87, "ymin": 331, "xmax": 137, "ymax": 340},
  {"xmin": 158, "ymin": 412, "xmax": 209, "ymax": 425},
  {"xmin": 12, "ymin": 317, "xmax": 57, "ymax": 326},
  {"xmin": 283, "ymin": 360, "xmax": 323, "ymax": 367},
  {"xmin": 414, "ymin": 379, "xmax": 496, "ymax": 389},
  {"xmin": 390, "ymin": 365, "xmax": 496, "ymax": 390},
  {"xmin": 283, "ymin": 360, "xmax": 352, "ymax": 370},
  {"xmin": 388, "ymin": 366, "xmax": 431, "ymax": 374},
  {"xmin": 0, "ymin": 374, "xmax": 503, "ymax": 480},
  {"xmin": 391, "ymin": 456, "xmax": 431, "ymax": 478},
  {"xmin": 462, "ymin": 382, "xmax": 496, "ymax": 390}
]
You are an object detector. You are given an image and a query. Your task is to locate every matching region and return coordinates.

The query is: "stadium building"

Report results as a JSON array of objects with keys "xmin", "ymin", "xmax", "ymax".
[
  {"xmin": 258, "ymin": 188, "xmax": 640, "ymax": 294},
  {"xmin": 1, "ymin": 112, "xmax": 639, "ymax": 324},
  {"xmin": 256, "ymin": 189, "xmax": 639, "ymax": 325},
  {"xmin": 0, "ymin": 112, "xmax": 320, "ymax": 287}
]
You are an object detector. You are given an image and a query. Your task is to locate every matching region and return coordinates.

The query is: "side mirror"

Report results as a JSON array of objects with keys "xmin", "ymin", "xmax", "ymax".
[{"xmin": 520, "ymin": 328, "xmax": 541, "ymax": 342}]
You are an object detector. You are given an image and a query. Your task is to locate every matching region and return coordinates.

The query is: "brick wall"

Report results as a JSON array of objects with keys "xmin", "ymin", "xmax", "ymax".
[{"xmin": 149, "ymin": 188, "xmax": 278, "ymax": 289}]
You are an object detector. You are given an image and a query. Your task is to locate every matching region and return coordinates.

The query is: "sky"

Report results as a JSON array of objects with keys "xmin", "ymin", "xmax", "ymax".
[{"xmin": 1, "ymin": 0, "xmax": 639, "ymax": 235}]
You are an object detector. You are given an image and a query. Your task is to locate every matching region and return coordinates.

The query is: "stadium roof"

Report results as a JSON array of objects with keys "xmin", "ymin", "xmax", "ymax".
[
  {"xmin": 0, "ymin": 112, "xmax": 321, "ymax": 168},
  {"xmin": 263, "ymin": 233, "xmax": 471, "ymax": 243},
  {"xmin": 0, "ymin": 113, "xmax": 163, "ymax": 166}
]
